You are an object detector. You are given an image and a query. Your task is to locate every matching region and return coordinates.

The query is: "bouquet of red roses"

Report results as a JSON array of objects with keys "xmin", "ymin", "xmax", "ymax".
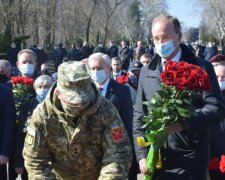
[
  {"xmin": 137, "ymin": 61, "xmax": 211, "ymax": 180},
  {"xmin": 11, "ymin": 76, "xmax": 34, "ymax": 113},
  {"xmin": 117, "ymin": 74, "xmax": 129, "ymax": 84},
  {"xmin": 208, "ymin": 155, "xmax": 225, "ymax": 173}
]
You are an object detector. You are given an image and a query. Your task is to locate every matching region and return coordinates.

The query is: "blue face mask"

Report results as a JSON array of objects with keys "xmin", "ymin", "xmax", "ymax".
[
  {"xmin": 19, "ymin": 63, "xmax": 34, "ymax": 76},
  {"xmin": 91, "ymin": 70, "xmax": 106, "ymax": 85},
  {"xmin": 128, "ymin": 74, "xmax": 139, "ymax": 89},
  {"xmin": 155, "ymin": 36, "xmax": 177, "ymax": 58},
  {"xmin": 36, "ymin": 88, "xmax": 49, "ymax": 102}
]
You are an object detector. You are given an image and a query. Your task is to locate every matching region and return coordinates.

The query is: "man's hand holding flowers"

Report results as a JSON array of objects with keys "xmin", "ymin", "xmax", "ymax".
[{"xmin": 137, "ymin": 60, "xmax": 211, "ymax": 180}]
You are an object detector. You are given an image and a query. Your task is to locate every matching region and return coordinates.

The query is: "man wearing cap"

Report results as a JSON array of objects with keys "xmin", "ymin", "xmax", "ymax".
[
  {"xmin": 23, "ymin": 61, "xmax": 132, "ymax": 179},
  {"xmin": 127, "ymin": 60, "xmax": 143, "ymax": 105},
  {"xmin": 209, "ymin": 54, "xmax": 225, "ymax": 66}
]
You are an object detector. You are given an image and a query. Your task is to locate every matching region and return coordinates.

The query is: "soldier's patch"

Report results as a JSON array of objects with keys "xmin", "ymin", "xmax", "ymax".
[
  {"xmin": 110, "ymin": 123, "xmax": 124, "ymax": 142},
  {"xmin": 26, "ymin": 127, "xmax": 36, "ymax": 148}
]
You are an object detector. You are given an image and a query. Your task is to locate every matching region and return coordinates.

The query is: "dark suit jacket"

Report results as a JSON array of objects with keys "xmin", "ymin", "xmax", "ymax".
[
  {"xmin": 133, "ymin": 44, "xmax": 225, "ymax": 179},
  {"xmin": 105, "ymin": 79, "xmax": 134, "ymax": 147},
  {"xmin": 0, "ymin": 84, "xmax": 16, "ymax": 156}
]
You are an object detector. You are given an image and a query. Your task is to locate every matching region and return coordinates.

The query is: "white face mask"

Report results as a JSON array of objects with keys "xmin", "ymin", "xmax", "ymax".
[
  {"xmin": 91, "ymin": 70, "xmax": 106, "ymax": 85},
  {"xmin": 218, "ymin": 81, "xmax": 225, "ymax": 91},
  {"xmin": 154, "ymin": 35, "xmax": 178, "ymax": 58},
  {"xmin": 19, "ymin": 63, "xmax": 34, "ymax": 76}
]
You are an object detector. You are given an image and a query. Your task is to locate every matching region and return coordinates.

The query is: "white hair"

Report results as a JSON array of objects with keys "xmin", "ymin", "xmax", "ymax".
[
  {"xmin": 33, "ymin": 75, "xmax": 54, "ymax": 90},
  {"xmin": 88, "ymin": 52, "xmax": 111, "ymax": 66},
  {"xmin": 0, "ymin": 59, "xmax": 11, "ymax": 71}
]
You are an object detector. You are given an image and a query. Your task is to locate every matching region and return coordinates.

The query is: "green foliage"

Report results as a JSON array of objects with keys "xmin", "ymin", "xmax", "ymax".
[
  {"xmin": 130, "ymin": 0, "xmax": 141, "ymax": 27},
  {"xmin": 143, "ymin": 83, "xmax": 197, "ymax": 141}
]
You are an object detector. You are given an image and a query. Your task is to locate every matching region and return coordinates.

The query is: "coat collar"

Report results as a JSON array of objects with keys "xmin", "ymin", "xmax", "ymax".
[{"xmin": 147, "ymin": 43, "xmax": 198, "ymax": 71}]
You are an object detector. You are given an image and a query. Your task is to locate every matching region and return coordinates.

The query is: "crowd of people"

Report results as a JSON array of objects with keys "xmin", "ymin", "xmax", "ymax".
[{"xmin": 0, "ymin": 14, "xmax": 225, "ymax": 180}]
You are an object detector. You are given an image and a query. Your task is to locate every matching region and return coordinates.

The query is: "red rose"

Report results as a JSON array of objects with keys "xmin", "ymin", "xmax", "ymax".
[
  {"xmin": 11, "ymin": 76, "xmax": 23, "ymax": 84},
  {"xmin": 175, "ymin": 77, "xmax": 187, "ymax": 91},
  {"xmin": 198, "ymin": 77, "xmax": 211, "ymax": 91},
  {"xmin": 23, "ymin": 77, "xmax": 34, "ymax": 85},
  {"xmin": 208, "ymin": 157, "xmax": 220, "ymax": 170},
  {"xmin": 219, "ymin": 155, "xmax": 225, "ymax": 173},
  {"xmin": 160, "ymin": 71, "xmax": 176, "ymax": 85},
  {"xmin": 176, "ymin": 61, "xmax": 191, "ymax": 70},
  {"xmin": 187, "ymin": 75, "xmax": 199, "ymax": 90},
  {"xmin": 176, "ymin": 69, "xmax": 186, "ymax": 78},
  {"xmin": 164, "ymin": 61, "xmax": 177, "ymax": 71}
]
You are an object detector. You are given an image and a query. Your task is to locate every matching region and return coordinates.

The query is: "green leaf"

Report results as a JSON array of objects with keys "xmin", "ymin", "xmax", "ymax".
[{"xmin": 177, "ymin": 107, "xmax": 190, "ymax": 117}]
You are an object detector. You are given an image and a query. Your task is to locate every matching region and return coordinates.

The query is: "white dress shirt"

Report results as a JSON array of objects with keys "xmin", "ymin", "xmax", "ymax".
[
  {"xmin": 100, "ymin": 78, "xmax": 110, "ymax": 97},
  {"xmin": 161, "ymin": 48, "xmax": 182, "ymax": 70}
]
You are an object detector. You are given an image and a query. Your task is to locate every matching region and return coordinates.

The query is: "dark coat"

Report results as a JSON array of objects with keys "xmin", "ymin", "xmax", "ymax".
[
  {"xmin": 107, "ymin": 45, "xmax": 118, "ymax": 58},
  {"xmin": 15, "ymin": 98, "xmax": 39, "ymax": 168},
  {"xmin": 204, "ymin": 47, "xmax": 218, "ymax": 61},
  {"xmin": 105, "ymin": 79, "xmax": 134, "ymax": 146},
  {"xmin": 0, "ymin": 84, "xmax": 16, "ymax": 156},
  {"xmin": 67, "ymin": 48, "xmax": 81, "ymax": 61},
  {"xmin": 210, "ymin": 91, "xmax": 225, "ymax": 156},
  {"xmin": 93, "ymin": 46, "xmax": 106, "ymax": 54},
  {"xmin": 81, "ymin": 46, "xmax": 92, "ymax": 59},
  {"xmin": 118, "ymin": 46, "xmax": 130, "ymax": 70},
  {"xmin": 6, "ymin": 47, "xmax": 20, "ymax": 67},
  {"xmin": 133, "ymin": 44, "xmax": 225, "ymax": 180}
]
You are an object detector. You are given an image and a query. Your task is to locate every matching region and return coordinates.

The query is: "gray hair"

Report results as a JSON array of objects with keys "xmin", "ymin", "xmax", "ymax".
[
  {"xmin": 88, "ymin": 52, "xmax": 111, "ymax": 66},
  {"xmin": 102, "ymin": 54, "xmax": 111, "ymax": 65},
  {"xmin": 18, "ymin": 49, "xmax": 37, "ymax": 62},
  {"xmin": 33, "ymin": 75, "xmax": 54, "ymax": 90},
  {"xmin": 0, "ymin": 59, "xmax": 11, "ymax": 71}
]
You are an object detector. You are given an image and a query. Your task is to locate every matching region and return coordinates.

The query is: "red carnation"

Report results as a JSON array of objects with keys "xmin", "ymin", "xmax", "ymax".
[
  {"xmin": 208, "ymin": 157, "xmax": 220, "ymax": 170},
  {"xmin": 117, "ymin": 74, "xmax": 129, "ymax": 84},
  {"xmin": 219, "ymin": 155, "xmax": 225, "ymax": 173}
]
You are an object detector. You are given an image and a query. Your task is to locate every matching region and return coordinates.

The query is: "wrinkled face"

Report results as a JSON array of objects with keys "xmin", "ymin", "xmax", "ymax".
[
  {"xmin": 17, "ymin": 53, "xmax": 36, "ymax": 67},
  {"xmin": 111, "ymin": 59, "xmax": 122, "ymax": 73},
  {"xmin": 214, "ymin": 66, "xmax": 225, "ymax": 81},
  {"xmin": 89, "ymin": 58, "xmax": 111, "ymax": 78}
]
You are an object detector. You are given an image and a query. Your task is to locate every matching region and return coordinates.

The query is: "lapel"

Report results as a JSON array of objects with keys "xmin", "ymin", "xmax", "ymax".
[{"xmin": 105, "ymin": 79, "xmax": 115, "ymax": 100}]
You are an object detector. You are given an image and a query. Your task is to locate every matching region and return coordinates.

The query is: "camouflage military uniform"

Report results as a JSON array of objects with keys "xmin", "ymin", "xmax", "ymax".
[{"xmin": 23, "ymin": 61, "xmax": 132, "ymax": 180}]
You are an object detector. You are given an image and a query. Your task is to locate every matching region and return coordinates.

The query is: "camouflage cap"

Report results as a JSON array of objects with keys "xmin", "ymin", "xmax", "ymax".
[{"xmin": 57, "ymin": 61, "xmax": 95, "ymax": 104}]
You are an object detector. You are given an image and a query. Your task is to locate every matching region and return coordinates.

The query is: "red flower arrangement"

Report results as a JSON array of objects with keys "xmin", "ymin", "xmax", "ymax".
[
  {"xmin": 160, "ymin": 61, "xmax": 211, "ymax": 91},
  {"xmin": 220, "ymin": 155, "xmax": 225, "ymax": 173},
  {"xmin": 208, "ymin": 155, "xmax": 225, "ymax": 173},
  {"xmin": 11, "ymin": 76, "xmax": 34, "ymax": 113},
  {"xmin": 138, "ymin": 61, "xmax": 211, "ymax": 180},
  {"xmin": 208, "ymin": 157, "xmax": 220, "ymax": 170},
  {"xmin": 117, "ymin": 74, "xmax": 129, "ymax": 84}
]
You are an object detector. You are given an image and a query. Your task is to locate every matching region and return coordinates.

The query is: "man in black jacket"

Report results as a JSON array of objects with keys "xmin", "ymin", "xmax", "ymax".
[
  {"xmin": 133, "ymin": 14, "xmax": 225, "ymax": 180},
  {"xmin": 0, "ymin": 84, "xmax": 16, "ymax": 180}
]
